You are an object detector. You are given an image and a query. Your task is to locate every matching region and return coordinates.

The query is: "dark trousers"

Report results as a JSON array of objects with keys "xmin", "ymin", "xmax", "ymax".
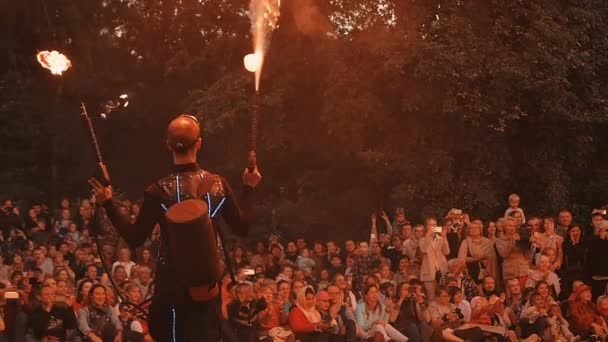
[
  {"xmin": 519, "ymin": 317, "xmax": 548, "ymax": 338},
  {"xmin": 149, "ymin": 297, "xmax": 221, "ymax": 342}
]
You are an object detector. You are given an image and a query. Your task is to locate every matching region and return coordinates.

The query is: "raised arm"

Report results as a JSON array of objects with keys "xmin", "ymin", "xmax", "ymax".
[
  {"xmin": 90, "ymin": 178, "xmax": 162, "ymax": 249},
  {"xmin": 218, "ymin": 176, "xmax": 255, "ymax": 237}
]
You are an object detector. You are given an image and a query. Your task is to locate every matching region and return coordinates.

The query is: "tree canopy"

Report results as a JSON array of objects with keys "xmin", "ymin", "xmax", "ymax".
[{"xmin": 1, "ymin": 0, "xmax": 607, "ymax": 240}]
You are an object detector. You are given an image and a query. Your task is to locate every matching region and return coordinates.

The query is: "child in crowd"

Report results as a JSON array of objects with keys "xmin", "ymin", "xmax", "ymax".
[
  {"xmin": 296, "ymin": 248, "xmax": 316, "ymax": 275},
  {"xmin": 67, "ymin": 223, "xmax": 80, "ymax": 243},
  {"xmin": 317, "ymin": 269, "xmax": 330, "ymax": 291},
  {"xmin": 547, "ymin": 304, "xmax": 578, "ymax": 342},
  {"xmin": 521, "ymin": 292, "xmax": 550, "ymax": 338},
  {"xmin": 504, "ymin": 193, "xmax": 526, "ymax": 222}
]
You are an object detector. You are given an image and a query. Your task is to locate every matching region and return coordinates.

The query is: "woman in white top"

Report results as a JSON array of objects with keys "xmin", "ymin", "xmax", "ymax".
[
  {"xmin": 419, "ymin": 218, "xmax": 450, "ymax": 301},
  {"xmin": 458, "ymin": 220, "xmax": 499, "ymax": 282}
]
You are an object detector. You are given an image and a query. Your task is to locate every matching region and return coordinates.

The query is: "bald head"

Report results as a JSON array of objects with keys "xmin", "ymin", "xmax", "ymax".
[{"xmin": 167, "ymin": 115, "xmax": 201, "ymax": 155}]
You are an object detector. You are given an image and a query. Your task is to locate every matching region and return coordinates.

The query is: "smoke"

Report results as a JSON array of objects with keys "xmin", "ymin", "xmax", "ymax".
[{"xmin": 291, "ymin": 0, "xmax": 332, "ymax": 37}]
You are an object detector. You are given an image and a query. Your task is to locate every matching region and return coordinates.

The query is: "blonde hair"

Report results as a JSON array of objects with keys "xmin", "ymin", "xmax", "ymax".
[{"xmin": 508, "ymin": 194, "xmax": 520, "ymax": 201}]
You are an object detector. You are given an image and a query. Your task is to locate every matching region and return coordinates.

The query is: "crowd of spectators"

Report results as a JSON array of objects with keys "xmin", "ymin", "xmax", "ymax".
[{"xmin": 0, "ymin": 193, "xmax": 607, "ymax": 342}]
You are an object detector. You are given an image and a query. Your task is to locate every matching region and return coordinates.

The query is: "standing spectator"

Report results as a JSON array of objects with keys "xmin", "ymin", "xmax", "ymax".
[
  {"xmin": 562, "ymin": 225, "xmax": 586, "ymax": 298},
  {"xmin": 496, "ymin": 217, "xmax": 530, "ymax": 289},
  {"xmin": 484, "ymin": 221, "xmax": 499, "ymax": 241},
  {"xmin": 557, "ymin": 210, "xmax": 573, "ymax": 238},
  {"xmin": 392, "ymin": 208, "xmax": 408, "ymax": 236},
  {"xmin": 383, "ymin": 236, "xmax": 404, "ymax": 273},
  {"xmin": 77, "ymin": 284, "xmax": 123, "ymax": 341},
  {"xmin": 458, "ymin": 220, "xmax": 498, "ymax": 283},
  {"xmin": 371, "ymin": 211, "xmax": 394, "ymax": 238},
  {"xmin": 504, "ymin": 194, "xmax": 526, "ymax": 223},
  {"xmin": 443, "ymin": 215, "xmax": 464, "ymax": 261},
  {"xmin": 587, "ymin": 226, "xmax": 608, "ymax": 299},
  {"xmin": 590, "ymin": 210, "xmax": 606, "ymax": 237},
  {"xmin": 355, "ymin": 284, "xmax": 408, "ymax": 342},
  {"xmin": 352, "ymin": 241, "xmax": 373, "ymax": 294},
  {"xmin": 27, "ymin": 285, "xmax": 78, "ymax": 341},
  {"xmin": 419, "ymin": 217, "xmax": 450, "ymax": 301}
]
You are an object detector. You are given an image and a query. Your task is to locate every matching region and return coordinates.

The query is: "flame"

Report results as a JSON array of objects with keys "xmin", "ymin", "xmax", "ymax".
[
  {"xmin": 247, "ymin": 0, "xmax": 281, "ymax": 91},
  {"xmin": 36, "ymin": 50, "xmax": 72, "ymax": 76},
  {"xmin": 244, "ymin": 53, "xmax": 263, "ymax": 73}
]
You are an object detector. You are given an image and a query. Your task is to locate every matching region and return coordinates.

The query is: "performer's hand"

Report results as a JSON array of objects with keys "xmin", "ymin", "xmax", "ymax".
[
  {"xmin": 88, "ymin": 178, "xmax": 113, "ymax": 204},
  {"xmin": 243, "ymin": 166, "xmax": 262, "ymax": 188}
]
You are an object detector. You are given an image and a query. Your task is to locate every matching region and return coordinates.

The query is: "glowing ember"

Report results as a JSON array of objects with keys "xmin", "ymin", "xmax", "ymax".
[
  {"xmin": 36, "ymin": 50, "xmax": 72, "ymax": 75},
  {"xmin": 244, "ymin": 53, "xmax": 262, "ymax": 73},
  {"xmin": 247, "ymin": 0, "xmax": 281, "ymax": 91}
]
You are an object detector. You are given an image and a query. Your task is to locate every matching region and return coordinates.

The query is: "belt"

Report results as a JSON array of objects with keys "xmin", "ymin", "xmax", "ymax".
[{"xmin": 188, "ymin": 283, "xmax": 219, "ymax": 301}]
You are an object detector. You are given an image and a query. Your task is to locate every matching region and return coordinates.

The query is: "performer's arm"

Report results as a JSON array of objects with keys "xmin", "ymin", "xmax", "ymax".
[
  {"xmin": 218, "ymin": 176, "xmax": 255, "ymax": 237},
  {"xmin": 101, "ymin": 186, "xmax": 162, "ymax": 248}
]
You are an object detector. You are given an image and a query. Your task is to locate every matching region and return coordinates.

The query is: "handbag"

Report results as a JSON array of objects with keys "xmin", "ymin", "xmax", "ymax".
[{"xmin": 466, "ymin": 240, "xmax": 481, "ymax": 280}]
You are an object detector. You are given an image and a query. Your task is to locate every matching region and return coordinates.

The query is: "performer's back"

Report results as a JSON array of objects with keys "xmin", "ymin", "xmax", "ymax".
[{"xmin": 90, "ymin": 115, "xmax": 261, "ymax": 341}]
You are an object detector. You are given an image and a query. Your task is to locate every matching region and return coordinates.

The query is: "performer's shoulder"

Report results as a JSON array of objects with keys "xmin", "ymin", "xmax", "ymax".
[{"xmin": 199, "ymin": 169, "xmax": 227, "ymax": 184}]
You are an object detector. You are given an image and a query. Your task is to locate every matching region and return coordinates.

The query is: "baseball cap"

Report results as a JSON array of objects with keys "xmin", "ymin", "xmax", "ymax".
[{"xmin": 317, "ymin": 291, "xmax": 330, "ymax": 301}]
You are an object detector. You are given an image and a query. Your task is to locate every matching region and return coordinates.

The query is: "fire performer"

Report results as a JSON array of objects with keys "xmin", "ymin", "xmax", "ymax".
[{"xmin": 88, "ymin": 115, "xmax": 262, "ymax": 341}]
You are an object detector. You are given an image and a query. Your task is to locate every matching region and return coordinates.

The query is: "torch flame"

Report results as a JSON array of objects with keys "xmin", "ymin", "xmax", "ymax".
[
  {"xmin": 36, "ymin": 50, "xmax": 72, "ymax": 76},
  {"xmin": 247, "ymin": 0, "xmax": 281, "ymax": 91},
  {"xmin": 244, "ymin": 53, "xmax": 263, "ymax": 73}
]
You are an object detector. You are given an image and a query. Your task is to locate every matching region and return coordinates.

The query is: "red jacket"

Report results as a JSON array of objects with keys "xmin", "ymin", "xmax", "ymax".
[{"xmin": 288, "ymin": 307, "xmax": 315, "ymax": 333}]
